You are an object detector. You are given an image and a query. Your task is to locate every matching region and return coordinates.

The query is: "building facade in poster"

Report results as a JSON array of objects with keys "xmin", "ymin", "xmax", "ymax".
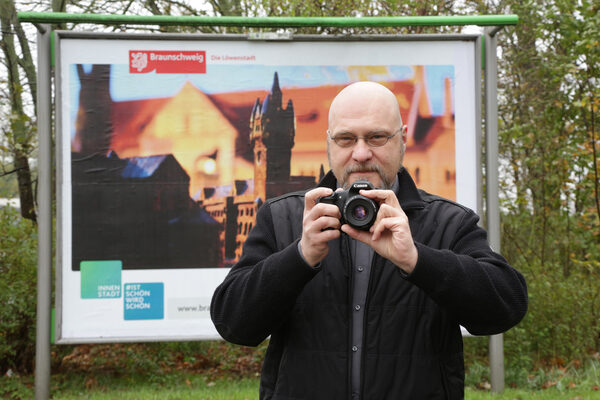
[
  {"xmin": 202, "ymin": 73, "xmax": 319, "ymax": 262},
  {"xmin": 71, "ymin": 66, "xmax": 455, "ymax": 270},
  {"xmin": 72, "ymin": 70, "xmax": 321, "ymax": 269}
]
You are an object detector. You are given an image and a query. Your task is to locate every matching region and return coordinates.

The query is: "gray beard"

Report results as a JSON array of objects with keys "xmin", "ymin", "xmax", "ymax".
[{"xmin": 341, "ymin": 163, "xmax": 396, "ymax": 190}]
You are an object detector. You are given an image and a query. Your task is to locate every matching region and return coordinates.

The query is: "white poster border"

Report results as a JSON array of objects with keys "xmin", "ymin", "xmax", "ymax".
[{"xmin": 55, "ymin": 32, "xmax": 481, "ymax": 343}]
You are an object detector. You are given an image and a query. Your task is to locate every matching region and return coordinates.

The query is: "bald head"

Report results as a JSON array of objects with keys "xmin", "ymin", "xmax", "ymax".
[
  {"xmin": 326, "ymin": 81, "xmax": 408, "ymax": 189},
  {"xmin": 328, "ymin": 81, "xmax": 403, "ymax": 130}
]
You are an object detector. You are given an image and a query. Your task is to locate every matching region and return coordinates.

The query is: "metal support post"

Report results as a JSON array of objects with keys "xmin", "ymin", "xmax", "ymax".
[
  {"xmin": 35, "ymin": 24, "xmax": 52, "ymax": 400},
  {"xmin": 484, "ymin": 26, "xmax": 505, "ymax": 394}
]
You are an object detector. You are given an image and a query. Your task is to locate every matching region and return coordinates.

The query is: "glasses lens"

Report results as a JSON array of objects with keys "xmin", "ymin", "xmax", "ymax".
[
  {"xmin": 366, "ymin": 134, "xmax": 391, "ymax": 147},
  {"xmin": 333, "ymin": 135, "xmax": 357, "ymax": 147}
]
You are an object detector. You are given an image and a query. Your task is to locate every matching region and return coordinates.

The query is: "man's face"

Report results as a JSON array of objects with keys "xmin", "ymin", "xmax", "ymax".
[{"xmin": 327, "ymin": 86, "xmax": 407, "ymax": 189}]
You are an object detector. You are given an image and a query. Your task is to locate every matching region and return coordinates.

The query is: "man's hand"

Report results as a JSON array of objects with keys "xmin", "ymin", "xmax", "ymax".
[
  {"xmin": 299, "ymin": 188, "xmax": 342, "ymax": 267},
  {"xmin": 341, "ymin": 189, "xmax": 418, "ymax": 274}
]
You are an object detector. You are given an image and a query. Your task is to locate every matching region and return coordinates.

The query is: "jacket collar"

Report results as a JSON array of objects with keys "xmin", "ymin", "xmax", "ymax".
[{"xmin": 317, "ymin": 168, "xmax": 425, "ymax": 211}]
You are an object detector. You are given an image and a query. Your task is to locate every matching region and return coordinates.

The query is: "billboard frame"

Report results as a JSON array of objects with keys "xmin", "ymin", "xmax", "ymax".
[
  {"xmin": 21, "ymin": 13, "xmax": 513, "ymax": 398},
  {"xmin": 53, "ymin": 30, "xmax": 484, "ymax": 345}
]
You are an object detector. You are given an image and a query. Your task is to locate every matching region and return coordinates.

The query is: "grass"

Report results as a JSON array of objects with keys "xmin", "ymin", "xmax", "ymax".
[
  {"xmin": 1, "ymin": 372, "xmax": 260, "ymax": 400},
  {"xmin": 2, "ymin": 376, "xmax": 600, "ymax": 399},
  {"xmin": 1, "ymin": 343, "xmax": 599, "ymax": 399},
  {"xmin": 53, "ymin": 375, "xmax": 259, "ymax": 400},
  {"xmin": 3, "ymin": 376, "xmax": 600, "ymax": 399},
  {"xmin": 2, "ymin": 372, "xmax": 600, "ymax": 399},
  {"xmin": 465, "ymin": 387, "xmax": 600, "ymax": 399}
]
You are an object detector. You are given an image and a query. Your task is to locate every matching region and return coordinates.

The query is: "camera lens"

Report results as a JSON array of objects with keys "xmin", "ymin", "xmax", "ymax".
[
  {"xmin": 343, "ymin": 196, "xmax": 377, "ymax": 230},
  {"xmin": 352, "ymin": 205, "xmax": 368, "ymax": 221}
]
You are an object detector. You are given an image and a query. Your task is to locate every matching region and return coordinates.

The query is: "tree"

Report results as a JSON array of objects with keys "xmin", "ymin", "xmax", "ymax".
[
  {"xmin": 463, "ymin": 0, "xmax": 600, "ymax": 365},
  {"xmin": 0, "ymin": 0, "xmax": 38, "ymax": 222}
]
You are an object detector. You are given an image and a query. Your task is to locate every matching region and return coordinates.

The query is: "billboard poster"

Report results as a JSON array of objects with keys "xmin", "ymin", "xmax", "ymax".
[{"xmin": 56, "ymin": 34, "xmax": 479, "ymax": 342}]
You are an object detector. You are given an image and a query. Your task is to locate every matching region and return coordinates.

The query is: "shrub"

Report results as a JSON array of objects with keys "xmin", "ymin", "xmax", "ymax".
[
  {"xmin": 0, "ymin": 206, "xmax": 38, "ymax": 374},
  {"xmin": 507, "ymin": 266, "xmax": 599, "ymax": 363}
]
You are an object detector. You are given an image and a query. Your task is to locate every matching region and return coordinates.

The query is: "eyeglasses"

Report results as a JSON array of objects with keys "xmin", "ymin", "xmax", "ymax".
[{"xmin": 328, "ymin": 131, "xmax": 399, "ymax": 148}]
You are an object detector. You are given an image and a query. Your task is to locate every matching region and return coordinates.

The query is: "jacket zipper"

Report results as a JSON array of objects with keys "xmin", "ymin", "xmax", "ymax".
[
  {"xmin": 342, "ymin": 234, "xmax": 354, "ymax": 400},
  {"xmin": 358, "ymin": 253, "xmax": 377, "ymax": 400}
]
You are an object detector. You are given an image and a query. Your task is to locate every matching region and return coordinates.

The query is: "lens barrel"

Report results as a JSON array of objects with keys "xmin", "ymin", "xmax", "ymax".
[{"xmin": 343, "ymin": 195, "xmax": 377, "ymax": 230}]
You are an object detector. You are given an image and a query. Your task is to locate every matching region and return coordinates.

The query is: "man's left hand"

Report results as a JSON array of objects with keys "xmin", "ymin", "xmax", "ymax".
[{"xmin": 341, "ymin": 189, "xmax": 418, "ymax": 275}]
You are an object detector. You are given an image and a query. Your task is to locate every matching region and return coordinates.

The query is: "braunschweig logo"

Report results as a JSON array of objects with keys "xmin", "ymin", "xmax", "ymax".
[{"xmin": 129, "ymin": 50, "xmax": 206, "ymax": 74}]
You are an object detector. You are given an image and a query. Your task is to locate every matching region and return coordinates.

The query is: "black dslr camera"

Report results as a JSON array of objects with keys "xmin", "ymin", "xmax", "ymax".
[{"xmin": 318, "ymin": 180, "xmax": 379, "ymax": 231}]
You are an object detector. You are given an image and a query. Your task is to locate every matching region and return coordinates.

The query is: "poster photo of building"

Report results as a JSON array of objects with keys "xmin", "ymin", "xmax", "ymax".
[{"xmin": 69, "ymin": 62, "xmax": 456, "ymax": 270}]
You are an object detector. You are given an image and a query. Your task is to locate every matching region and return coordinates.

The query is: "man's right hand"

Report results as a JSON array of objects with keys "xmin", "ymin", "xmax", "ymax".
[{"xmin": 299, "ymin": 187, "xmax": 342, "ymax": 267}]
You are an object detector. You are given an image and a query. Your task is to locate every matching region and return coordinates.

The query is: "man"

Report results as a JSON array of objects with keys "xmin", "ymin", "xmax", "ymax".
[{"xmin": 211, "ymin": 82, "xmax": 528, "ymax": 399}]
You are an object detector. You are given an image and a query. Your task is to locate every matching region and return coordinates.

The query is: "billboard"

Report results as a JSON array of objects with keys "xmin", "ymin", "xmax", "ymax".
[{"xmin": 56, "ymin": 33, "xmax": 480, "ymax": 342}]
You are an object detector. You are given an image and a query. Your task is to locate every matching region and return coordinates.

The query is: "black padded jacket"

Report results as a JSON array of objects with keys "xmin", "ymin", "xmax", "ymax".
[{"xmin": 211, "ymin": 169, "xmax": 528, "ymax": 400}]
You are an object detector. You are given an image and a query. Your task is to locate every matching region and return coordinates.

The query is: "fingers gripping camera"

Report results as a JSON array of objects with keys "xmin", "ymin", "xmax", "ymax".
[{"xmin": 318, "ymin": 180, "xmax": 379, "ymax": 231}]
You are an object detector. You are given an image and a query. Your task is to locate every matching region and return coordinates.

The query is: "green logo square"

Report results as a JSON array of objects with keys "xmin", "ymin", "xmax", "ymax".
[{"xmin": 80, "ymin": 260, "xmax": 122, "ymax": 299}]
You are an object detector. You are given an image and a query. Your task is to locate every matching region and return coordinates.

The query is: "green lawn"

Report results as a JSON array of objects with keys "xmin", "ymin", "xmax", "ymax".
[
  {"xmin": 50, "ymin": 380, "xmax": 600, "ymax": 400},
  {"xmin": 3, "ymin": 354, "xmax": 600, "ymax": 400},
  {"xmin": 465, "ymin": 387, "xmax": 600, "ymax": 399},
  {"xmin": 1, "ymin": 373, "xmax": 260, "ymax": 399},
  {"xmin": 3, "ymin": 374, "xmax": 600, "ymax": 400},
  {"xmin": 53, "ymin": 376, "xmax": 259, "ymax": 400}
]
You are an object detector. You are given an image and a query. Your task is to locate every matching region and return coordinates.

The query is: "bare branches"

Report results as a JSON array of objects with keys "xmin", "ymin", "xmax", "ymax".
[{"xmin": 0, "ymin": 0, "xmax": 37, "ymax": 221}]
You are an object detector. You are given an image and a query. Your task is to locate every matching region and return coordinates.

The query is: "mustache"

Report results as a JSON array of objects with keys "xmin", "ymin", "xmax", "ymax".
[{"xmin": 342, "ymin": 164, "xmax": 385, "ymax": 186}]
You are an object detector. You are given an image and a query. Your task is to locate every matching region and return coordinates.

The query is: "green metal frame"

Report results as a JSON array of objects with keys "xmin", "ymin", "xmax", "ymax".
[
  {"xmin": 18, "ymin": 12, "xmax": 517, "ymax": 28},
  {"xmin": 23, "ymin": 13, "xmax": 514, "ymax": 398}
]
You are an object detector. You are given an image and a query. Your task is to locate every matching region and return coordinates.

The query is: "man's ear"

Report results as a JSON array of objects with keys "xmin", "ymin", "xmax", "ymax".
[{"xmin": 401, "ymin": 124, "xmax": 408, "ymax": 143}]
